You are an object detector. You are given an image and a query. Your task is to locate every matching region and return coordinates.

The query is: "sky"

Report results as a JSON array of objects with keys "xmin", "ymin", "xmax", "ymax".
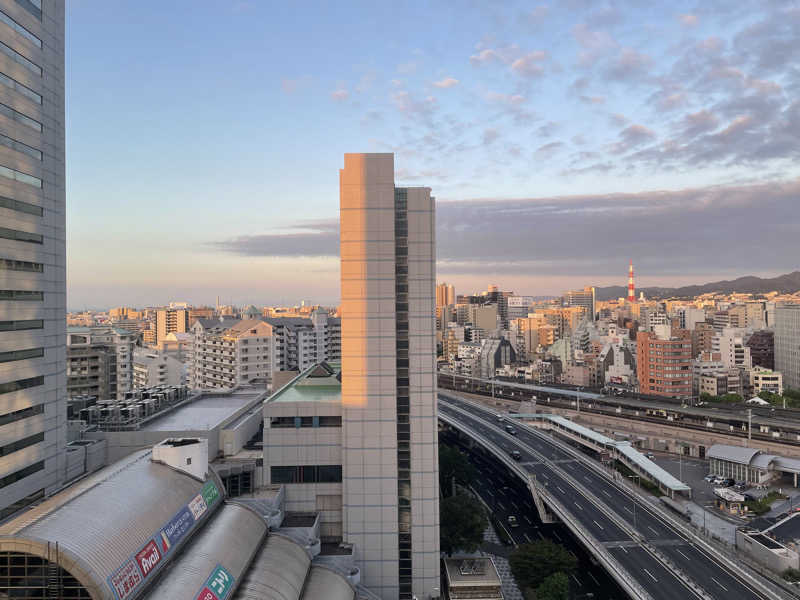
[{"xmin": 65, "ymin": 1, "xmax": 800, "ymax": 309}]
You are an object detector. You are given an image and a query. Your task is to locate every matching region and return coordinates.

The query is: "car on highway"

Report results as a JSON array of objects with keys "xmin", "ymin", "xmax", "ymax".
[
  {"xmin": 507, "ymin": 515, "xmax": 519, "ymax": 528},
  {"xmin": 509, "ymin": 450, "xmax": 522, "ymax": 461},
  {"xmin": 645, "ymin": 452, "xmax": 655, "ymax": 459},
  {"xmin": 496, "ymin": 414, "xmax": 504, "ymax": 422},
  {"xmin": 505, "ymin": 425, "xmax": 517, "ymax": 435}
]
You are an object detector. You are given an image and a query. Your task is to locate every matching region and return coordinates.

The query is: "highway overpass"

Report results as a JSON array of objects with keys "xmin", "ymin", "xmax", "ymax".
[{"xmin": 438, "ymin": 391, "xmax": 788, "ymax": 600}]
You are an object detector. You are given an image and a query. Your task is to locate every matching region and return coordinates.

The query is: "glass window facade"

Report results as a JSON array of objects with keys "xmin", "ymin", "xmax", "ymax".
[
  {"xmin": 0, "ymin": 100, "xmax": 42, "ymax": 131},
  {"xmin": 0, "ymin": 132, "xmax": 40, "ymax": 159},
  {"xmin": 0, "ymin": 347, "xmax": 43, "ymax": 363},
  {"xmin": 12, "ymin": 0, "xmax": 41, "ymax": 20},
  {"xmin": 0, "ymin": 319, "xmax": 43, "ymax": 331},
  {"xmin": 0, "ymin": 226, "xmax": 42, "ymax": 243},
  {"xmin": 0, "ymin": 460, "xmax": 44, "ymax": 489},
  {"xmin": 0, "ymin": 70, "xmax": 41, "ymax": 103},
  {"xmin": 0, "ymin": 289, "xmax": 43, "ymax": 301},
  {"xmin": 0, "ymin": 164, "xmax": 41, "ymax": 187},
  {"xmin": 0, "ymin": 39, "xmax": 40, "ymax": 75},
  {"xmin": 0, "ymin": 10, "xmax": 41, "ymax": 47},
  {"xmin": 0, "ymin": 194, "xmax": 42, "ymax": 215},
  {"xmin": 0, "ymin": 258, "xmax": 43, "ymax": 271},
  {"xmin": 0, "ymin": 431, "xmax": 43, "ymax": 457},
  {"xmin": 270, "ymin": 464, "xmax": 342, "ymax": 484},
  {"xmin": 0, "ymin": 379, "xmax": 44, "ymax": 401}
]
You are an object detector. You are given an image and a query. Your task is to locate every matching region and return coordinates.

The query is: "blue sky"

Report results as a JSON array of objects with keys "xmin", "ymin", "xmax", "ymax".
[{"xmin": 66, "ymin": 1, "xmax": 800, "ymax": 309}]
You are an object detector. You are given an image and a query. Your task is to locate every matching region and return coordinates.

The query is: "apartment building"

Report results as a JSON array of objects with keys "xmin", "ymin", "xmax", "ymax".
[
  {"xmin": 155, "ymin": 307, "xmax": 189, "ymax": 344},
  {"xmin": 132, "ymin": 348, "xmax": 185, "ymax": 389},
  {"xmin": 66, "ymin": 326, "xmax": 135, "ymax": 400},
  {"xmin": 637, "ymin": 328, "xmax": 693, "ymax": 398},
  {"xmin": 775, "ymin": 305, "xmax": 800, "ymax": 391}
]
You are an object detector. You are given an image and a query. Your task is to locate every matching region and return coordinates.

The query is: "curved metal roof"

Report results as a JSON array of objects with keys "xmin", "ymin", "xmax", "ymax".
[
  {"xmin": 145, "ymin": 503, "xmax": 267, "ymax": 599},
  {"xmin": 707, "ymin": 444, "xmax": 761, "ymax": 465},
  {"xmin": 233, "ymin": 534, "xmax": 311, "ymax": 600},
  {"xmin": 300, "ymin": 566, "xmax": 355, "ymax": 600},
  {"xmin": 0, "ymin": 449, "xmax": 224, "ymax": 600}
]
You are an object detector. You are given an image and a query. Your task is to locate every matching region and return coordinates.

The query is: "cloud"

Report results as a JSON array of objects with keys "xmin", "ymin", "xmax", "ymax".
[
  {"xmin": 579, "ymin": 95, "xmax": 605, "ymax": 104},
  {"xmin": 679, "ymin": 110, "xmax": 719, "ymax": 139},
  {"xmin": 392, "ymin": 91, "xmax": 438, "ymax": 117},
  {"xmin": 470, "ymin": 48, "xmax": 505, "ymax": 65},
  {"xmin": 679, "ymin": 14, "xmax": 698, "ymax": 27},
  {"xmin": 535, "ymin": 141, "xmax": 564, "ymax": 158},
  {"xmin": 610, "ymin": 124, "xmax": 656, "ymax": 153},
  {"xmin": 482, "ymin": 128, "xmax": 500, "ymax": 145},
  {"xmin": 537, "ymin": 121, "xmax": 560, "ymax": 137},
  {"xmin": 397, "ymin": 62, "xmax": 417, "ymax": 74},
  {"xmin": 523, "ymin": 5, "xmax": 549, "ymax": 26},
  {"xmin": 572, "ymin": 23, "xmax": 617, "ymax": 66},
  {"xmin": 510, "ymin": 51, "xmax": 548, "ymax": 77},
  {"xmin": 213, "ymin": 179, "xmax": 800, "ymax": 278},
  {"xmin": 330, "ymin": 88, "xmax": 349, "ymax": 101},
  {"xmin": 433, "ymin": 77, "xmax": 459, "ymax": 88},
  {"xmin": 606, "ymin": 47, "xmax": 652, "ymax": 82}
]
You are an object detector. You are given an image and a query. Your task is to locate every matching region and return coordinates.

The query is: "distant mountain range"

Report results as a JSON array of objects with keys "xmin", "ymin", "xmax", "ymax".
[{"xmin": 594, "ymin": 271, "xmax": 800, "ymax": 301}]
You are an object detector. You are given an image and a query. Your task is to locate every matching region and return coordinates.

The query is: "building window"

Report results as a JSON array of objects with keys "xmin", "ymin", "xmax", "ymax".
[
  {"xmin": 12, "ymin": 0, "xmax": 41, "ymax": 20},
  {"xmin": 0, "ymin": 319, "xmax": 43, "ymax": 331},
  {"xmin": 0, "ymin": 39, "xmax": 39, "ymax": 75},
  {"xmin": 0, "ymin": 290, "xmax": 43, "ymax": 301},
  {"xmin": 0, "ymin": 70, "xmax": 40, "ymax": 104},
  {"xmin": 0, "ymin": 164, "xmax": 40, "ymax": 188},
  {"xmin": 0, "ymin": 431, "xmax": 43, "ymax": 457},
  {"xmin": 0, "ymin": 459, "xmax": 44, "ymax": 489},
  {"xmin": 0, "ymin": 10, "xmax": 41, "ymax": 48},
  {"xmin": 0, "ymin": 258, "xmax": 43, "ymax": 271},
  {"xmin": 0, "ymin": 101, "xmax": 41, "ymax": 132},
  {"xmin": 0, "ymin": 194, "xmax": 42, "ymax": 216},
  {"xmin": 0, "ymin": 226, "xmax": 42, "ymax": 243},
  {"xmin": 0, "ymin": 347, "xmax": 43, "ymax": 363},
  {"xmin": 0, "ymin": 132, "xmax": 40, "ymax": 160},
  {"xmin": 0, "ymin": 400, "xmax": 43, "ymax": 425},
  {"xmin": 270, "ymin": 464, "xmax": 342, "ymax": 484}
]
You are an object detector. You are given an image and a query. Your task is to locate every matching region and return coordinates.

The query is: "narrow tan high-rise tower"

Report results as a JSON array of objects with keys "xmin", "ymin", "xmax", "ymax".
[{"xmin": 339, "ymin": 153, "xmax": 439, "ymax": 600}]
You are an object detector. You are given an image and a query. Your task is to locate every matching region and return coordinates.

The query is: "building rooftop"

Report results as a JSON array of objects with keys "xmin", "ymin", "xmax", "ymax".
[
  {"xmin": 141, "ymin": 391, "xmax": 262, "ymax": 431},
  {"xmin": 707, "ymin": 444, "xmax": 761, "ymax": 465},
  {"xmin": 267, "ymin": 362, "xmax": 342, "ymax": 404},
  {"xmin": 443, "ymin": 557, "xmax": 503, "ymax": 589}
]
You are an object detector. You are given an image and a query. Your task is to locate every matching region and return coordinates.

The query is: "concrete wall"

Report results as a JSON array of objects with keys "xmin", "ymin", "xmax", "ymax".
[{"xmin": 736, "ymin": 530, "xmax": 799, "ymax": 572}]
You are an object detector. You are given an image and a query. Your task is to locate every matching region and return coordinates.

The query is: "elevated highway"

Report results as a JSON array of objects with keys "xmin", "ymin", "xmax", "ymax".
[{"xmin": 438, "ymin": 391, "xmax": 787, "ymax": 600}]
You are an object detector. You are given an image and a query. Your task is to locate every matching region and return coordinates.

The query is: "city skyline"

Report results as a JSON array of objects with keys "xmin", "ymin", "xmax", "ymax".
[{"xmin": 65, "ymin": 1, "xmax": 799, "ymax": 307}]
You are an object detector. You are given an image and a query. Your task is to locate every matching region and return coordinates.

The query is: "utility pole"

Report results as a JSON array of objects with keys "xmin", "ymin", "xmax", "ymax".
[{"xmin": 748, "ymin": 408, "xmax": 752, "ymax": 446}]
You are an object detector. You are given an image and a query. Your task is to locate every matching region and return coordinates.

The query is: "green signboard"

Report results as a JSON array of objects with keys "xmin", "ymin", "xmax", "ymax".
[{"xmin": 202, "ymin": 481, "xmax": 219, "ymax": 506}]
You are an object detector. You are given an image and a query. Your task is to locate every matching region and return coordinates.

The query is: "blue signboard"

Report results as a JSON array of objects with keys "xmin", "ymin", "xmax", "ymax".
[{"xmin": 160, "ymin": 506, "xmax": 194, "ymax": 553}]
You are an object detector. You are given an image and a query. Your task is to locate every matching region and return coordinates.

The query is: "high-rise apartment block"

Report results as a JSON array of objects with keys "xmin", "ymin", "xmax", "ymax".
[
  {"xmin": 775, "ymin": 304, "xmax": 800, "ymax": 391},
  {"xmin": 155, "ymin": 306, "xmax": 189, "ymax": 343},
  {"xmin": 436, "ymin": 282, "xmax": 455, "ymax": 307},
  {"xmin": 66, "ymin": 326, "xmax": 136, "ymax": 400},
  {"xmin": 637, "ymin": 328, "xmax": 693, "ymax": 398},
  {"xmin": 340, "ymin": 153, "xmax": 439, "ymax": 599},
  {"xmin": 563, "ymin": 286, "xmax": 596, "ymax": 322},
  {"xmin": 0, "ymin": 0, "xmax": 65, "ymax": 519},
  {"xmin": 191, "ymin": 311, "xmax": 341, "ymax": 390}
]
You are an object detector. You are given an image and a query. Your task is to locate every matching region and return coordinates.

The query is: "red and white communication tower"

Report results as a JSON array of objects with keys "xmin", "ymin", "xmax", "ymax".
[{"xmin": 628, "ymin": 260, "xmax": 636, "ymax": 303}]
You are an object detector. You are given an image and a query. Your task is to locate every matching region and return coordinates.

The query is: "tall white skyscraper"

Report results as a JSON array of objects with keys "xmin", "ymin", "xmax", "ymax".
[
  {"xmin": 775, "ymin": 304, "xmax": 800, "ymax": 391},
  {"xmin": 340, "ymin": 153, "xmax": 439, "ymax": 599},
  {"xmin": 0, "ymin": 0, "xmax": 65, "ymax": 519}
]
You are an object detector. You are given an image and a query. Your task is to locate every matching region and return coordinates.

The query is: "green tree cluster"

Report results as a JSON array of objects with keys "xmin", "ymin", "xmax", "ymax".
[
  {"xmin": 509, "ymin": 540, "xmax": 577, "ymax": 591},
  {"xmin": 535, "ymin": 572, "xmax": 570, "ymax": 600},
  {"xmin": 439, "ymin": 493, "xmax": 488, "ymax": 556},
  {"xmin": 439, "ymin": 445, "xmax": 477, "ymax": 498}
]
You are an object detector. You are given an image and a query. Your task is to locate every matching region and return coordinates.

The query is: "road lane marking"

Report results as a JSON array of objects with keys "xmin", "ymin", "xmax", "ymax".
[
  {"xmin": 574, "ymin": 502, "xmax": 583, "ymax": 510},
  {"xmin": 647, "ymin": 526, "xmax": 659, "ymax": 536},
  {"xmin": 524, "ymin": 533, "xmax": 532, "ymax": 543},
  {"xmin": 593, "ymin": 520, "xmax": 604, "ymax": 530},
  {"xmin": 623, "ymin": 506, "xmax": 632, "ymax": 513},
  {"xmin": 711, "ymin": 577, "xmax": 728, "ymax": 591},
  {"xmin": 602, "ymin": 490, "xmax": 611, "ymax": 498},
  {"xmin": 497, "ymin": 502, "xmax": 505, "ymax": 510},
  {"xmin": 588, "ymin": 572, "xmax": 599, "ymax": 585},
  {"xmin": 552, "ymin": 531, "xmax": 562, "ymax": 541},
  {"xmin": 571, "ymin": 574, "xmax": 581, "ymax": 586},
  {"xmin": 643, "ymin": 569, "xmax": 658, "ymax": 582},
  {"xmin": 557, "ymin": 486, "xmax": 566, "ymax": 494},
  {"xmin": 537, "ymin": 531, "xmax": 545, "ymax": 539},
  {"xmin": 675, "ymin": 549, "xmax": 690, "ymax": 561},
  {"xmin": 619, "ymin": 546, "xmax": 628, "ymax": 554},
  {"xmin": 584, "ymin": 476, "xmax": 592, "ymax": 482},
  {"xmin": 524, "ymin": 516, "xmax": 532, "ymax": 524}
]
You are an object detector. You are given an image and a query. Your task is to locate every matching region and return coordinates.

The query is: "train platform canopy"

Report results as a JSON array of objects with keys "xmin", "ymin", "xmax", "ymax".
[
  {"xmin": 521, "ymin": 414, "xmax": 691, "ymax": 494},
  {"xmin": 708, "ymin": 444, "xmax": 800, "ymax": 486},
  {"xmin": 0, "ymin": 439, "xmax": 360, "ymax": 600}
]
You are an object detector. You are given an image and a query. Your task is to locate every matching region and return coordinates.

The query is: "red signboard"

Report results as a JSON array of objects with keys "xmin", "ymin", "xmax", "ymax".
[
  {"xmin": 135, "ymin": 540, "xmax": 162, "ymax": 578},
  {"xmin": 195, "ymin": 586, "xmax": 220, "ymax": 600},
  {"xmin": 109, "ymin": 560, "xmax": 142, "ymax": 600}
]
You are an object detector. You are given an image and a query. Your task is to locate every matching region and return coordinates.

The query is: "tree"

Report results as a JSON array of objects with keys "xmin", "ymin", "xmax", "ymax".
[
  {"xmin": 439, "ymin": 445, "xmax": 477, "ymax": 497},
  {"xmin": 509, "ymin": 540, "xmax": 577, "ymax": 590},
  {"xmin": 439, "ymin": 493, "xmax": 487, "ymax": 556},
  {"xmin": 535, "ymin": 572, "xmax": 570, "ymax": 600}
]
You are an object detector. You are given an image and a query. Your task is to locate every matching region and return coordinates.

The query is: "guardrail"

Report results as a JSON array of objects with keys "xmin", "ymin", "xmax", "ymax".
[
  {"xmin": 441, "ymin": 393, "xmax": 789, "ymax": 600},
  {"xmin": 438, "ymin": 409, "xmax": 655, "ymax": 600}
]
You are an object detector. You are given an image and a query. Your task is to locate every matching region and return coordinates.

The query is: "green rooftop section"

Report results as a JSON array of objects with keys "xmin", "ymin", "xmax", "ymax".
[{"xmin": 267, "ymin": 361, "xmax": 342, "ymax": 404}]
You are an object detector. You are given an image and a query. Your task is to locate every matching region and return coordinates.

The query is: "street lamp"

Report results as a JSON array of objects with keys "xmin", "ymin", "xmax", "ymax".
[
  {"xmin": 627, "ymin": 475, "xmax": 640, "ymax": 530},
  {"xmin": 576, "ymin": 386, "xmax": 582, "ymax": 413}
]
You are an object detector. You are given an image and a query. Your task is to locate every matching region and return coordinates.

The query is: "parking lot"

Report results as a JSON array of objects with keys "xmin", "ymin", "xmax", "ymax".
[{"xmin": 649, "ymin": 451, "xmax": 720, "ymax": 503}]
